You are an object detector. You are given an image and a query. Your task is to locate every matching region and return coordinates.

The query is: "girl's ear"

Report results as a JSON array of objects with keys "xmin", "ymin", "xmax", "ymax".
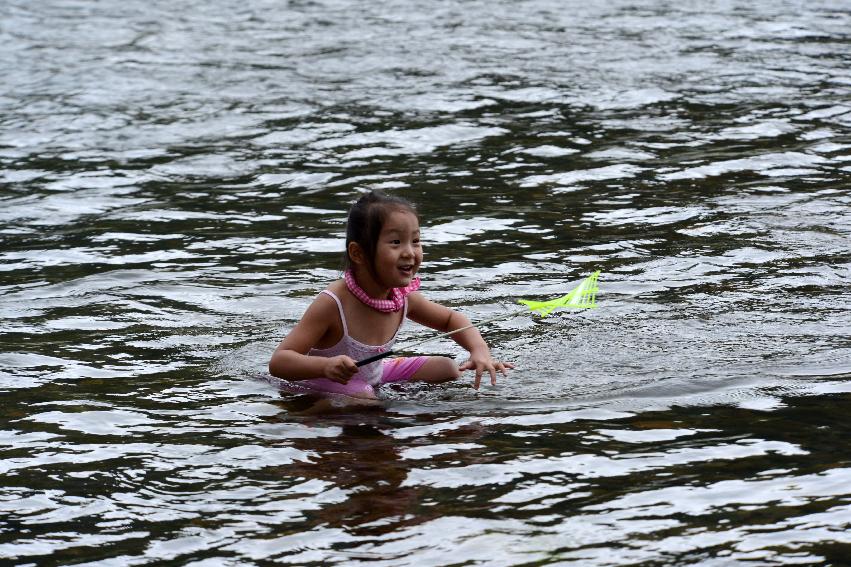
[{"xmin": 347, "ymin": 242, "xmax": 366, "ymax": 266}]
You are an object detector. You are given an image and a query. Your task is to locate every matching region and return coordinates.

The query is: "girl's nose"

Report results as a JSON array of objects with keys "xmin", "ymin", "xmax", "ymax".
[{"xmin": 401, "ymin": 242, "xmax": 416, "ymax": 258}]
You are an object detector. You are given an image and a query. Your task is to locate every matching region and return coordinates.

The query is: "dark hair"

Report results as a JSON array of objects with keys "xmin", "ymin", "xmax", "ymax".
[{"xmin": 344, "ymin": 190, "xmax": 418, "ymax": 277}]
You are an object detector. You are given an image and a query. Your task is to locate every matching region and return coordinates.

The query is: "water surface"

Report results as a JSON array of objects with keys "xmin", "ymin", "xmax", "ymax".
[{"xmin": 2, "ymin": 0, "xmax": 851, "ymax": 564}]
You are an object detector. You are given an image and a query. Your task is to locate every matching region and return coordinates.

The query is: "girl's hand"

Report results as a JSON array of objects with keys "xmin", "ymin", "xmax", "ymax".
[
  {"xmin": 458, "ymin": 354, "xmax": 514, "ymax": 389},
  {"xmin": 322, "ymin": 355, "xmax": 359, "ymax": 384}
]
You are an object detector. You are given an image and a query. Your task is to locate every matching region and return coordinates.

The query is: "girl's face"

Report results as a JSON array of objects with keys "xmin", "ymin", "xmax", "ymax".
[{"xmin": 373, "ymin": 209, "xmax": 422, "ymax": 289}]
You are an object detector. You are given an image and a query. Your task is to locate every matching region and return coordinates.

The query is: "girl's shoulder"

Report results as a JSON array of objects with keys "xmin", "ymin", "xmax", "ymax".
[
  {"xmin": 304, "ymin": 279, "xmax": 345, "ymax": 314},
  {"xmin": 403, "ymin": 289, "xmax": 436, "ymax": 318},
  {"xmin": 325, "ymin": 279, "xmax": 346, "ymax": 296},
  {"xmin": 404, "ymin": 289, "xmax": 425, "ymax": 305}
]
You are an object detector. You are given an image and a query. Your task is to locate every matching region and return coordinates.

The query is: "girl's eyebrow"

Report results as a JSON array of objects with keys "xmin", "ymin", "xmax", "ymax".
[{"xmin": 384, "ymin": 227, "xmax": 420, "ymax": 234}]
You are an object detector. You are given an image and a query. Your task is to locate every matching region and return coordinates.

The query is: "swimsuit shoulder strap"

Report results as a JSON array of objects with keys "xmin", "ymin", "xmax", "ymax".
[{"xmin": 319, "ymin": 289, "xmax": 349, "ymax": 337}]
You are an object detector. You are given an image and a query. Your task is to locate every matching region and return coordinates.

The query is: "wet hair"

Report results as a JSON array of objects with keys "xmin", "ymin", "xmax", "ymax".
[{"xmin": 344, "ymin": 190, "xmax": 418, "ymax": 277}]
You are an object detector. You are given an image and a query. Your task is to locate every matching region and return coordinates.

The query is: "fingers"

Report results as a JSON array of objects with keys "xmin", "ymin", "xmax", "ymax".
[
  {"xmin": 492, "ymin": 360, "xmax": 513, "ymax": 385},
  {"xmin": 342, "ymin": 356, "xmax": 358, "ymax": 374},
  {"xmin": 461, "ymin": 358, "xmax": 513, "ymax": 389},
  {"xmin": 340, "ymin": 358, "xmax": 358, "ymax": 383},
  {"xmin": 325, "ymin": 356, "xmax": 358, "ymax": 383},
  {"xmin": 326, "ymin": 370, "xmax": 352, "ymax": 384}
]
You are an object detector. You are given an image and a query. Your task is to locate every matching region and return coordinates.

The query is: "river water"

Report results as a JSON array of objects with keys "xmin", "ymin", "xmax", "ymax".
[{"xmin": 2, "ymin": 1, "xmax": 851, "ymax": 565}]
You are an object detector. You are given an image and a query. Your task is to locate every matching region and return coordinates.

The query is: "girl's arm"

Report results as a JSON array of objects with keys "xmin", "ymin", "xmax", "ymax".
[
  {"xmin": 269, "ymin": 295, "xmax": 358, "ymax": 383},
  {"xmin": 406, "ymin": 292, "xmax": 513, "ymax": 388}
]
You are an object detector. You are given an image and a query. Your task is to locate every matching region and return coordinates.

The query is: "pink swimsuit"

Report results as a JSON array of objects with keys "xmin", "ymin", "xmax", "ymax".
[{"xmin": 291, "ymin": 290, "xmax": 427, "ymax": 397}]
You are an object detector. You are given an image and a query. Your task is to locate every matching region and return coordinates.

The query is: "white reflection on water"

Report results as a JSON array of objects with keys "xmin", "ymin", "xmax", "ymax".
[
  {"xmin": 1, "ymin": 0, "xmax": 851, "ymax": 564},
  {"xmin": 520, "ymin": 164, "xmax": 644, "ymax": 190},
  {"xmin": 0, "ymin": 439, "xmax": 313, "ymax": 476},
  {"xmin": 311, "ymin": 124, "xmax": 509, "ymax": 158},
  {"xmin": 658, "ymin": 151, "xmax": 827, "ymax": 180},
  {"xmin": 401, "ymin": 440, "xmax": 807, "ymax": 489},
  {"xmin": 423, "ymin": 217, "xmax": 521, "ymax": 244},
  {"xmin": 584, "ymin": 206, "xmax": 708, "ymax": 227}
]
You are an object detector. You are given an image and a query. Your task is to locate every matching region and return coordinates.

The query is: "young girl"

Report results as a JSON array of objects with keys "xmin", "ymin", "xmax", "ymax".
[{"xmin": 269, "ymin": 190, "xmax": 513, "ymax": 399}]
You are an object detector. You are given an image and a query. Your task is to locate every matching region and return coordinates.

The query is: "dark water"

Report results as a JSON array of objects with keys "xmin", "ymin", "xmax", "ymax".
[{"xmin": 2, "ymin": 0, "xmax": 851, "ymax": 564}]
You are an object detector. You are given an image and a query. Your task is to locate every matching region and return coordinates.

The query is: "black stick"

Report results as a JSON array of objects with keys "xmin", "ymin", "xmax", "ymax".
[{"xmin": 356, "ymin": 350, "xmax": 395, "ymax": 367}]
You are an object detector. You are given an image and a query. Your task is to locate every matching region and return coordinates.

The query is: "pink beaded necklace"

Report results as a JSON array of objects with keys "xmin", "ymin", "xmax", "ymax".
[{"xmin": 344, "ymin": 269, "xmax": 420, "ymax": 313}]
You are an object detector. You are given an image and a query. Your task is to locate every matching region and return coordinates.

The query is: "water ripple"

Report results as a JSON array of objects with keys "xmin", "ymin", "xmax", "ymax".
[{"xmin": 2, "ymin": 0, "xmax": 850, "ymax": 564}]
